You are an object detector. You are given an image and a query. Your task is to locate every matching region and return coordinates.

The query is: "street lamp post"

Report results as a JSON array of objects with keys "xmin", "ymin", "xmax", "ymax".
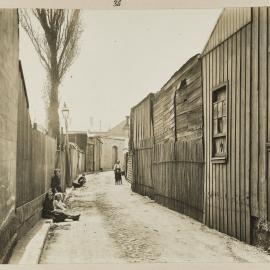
[
  {"xmin": 61, "ymin": 102, "xmax": 71, "ymax": 187},
  {"xmin": 62, "ymin": 102, "xmax": 69, "ymax": 135}
]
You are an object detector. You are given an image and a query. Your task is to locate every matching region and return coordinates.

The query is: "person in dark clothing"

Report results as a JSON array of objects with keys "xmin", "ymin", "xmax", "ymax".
[
  {"xmin": 42, "ymin": 189, "xmax": 80, "ymax": 222},
  {"xmin": 42, "ymin": 189, "xmax": 55, "ymax": 219},
  {"xmin": 51, "ymin": 169, "xmax": 62, "ymax": 194},
  {"xmin": 72, "ymin": 173, "xmax": 86, "ymax": 189},
  {"xmin": 78, "ymin": 173, "xmax": 86, "ymax": 186},
  {"xmin": 113, "ymin": 160, "xmax": 122, "ymax": 185}
]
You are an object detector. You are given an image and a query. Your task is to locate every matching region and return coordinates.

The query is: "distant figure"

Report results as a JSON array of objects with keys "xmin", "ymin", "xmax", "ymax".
[
  {"xmin": 42, "ymin": 189, "xmax": 80, "ymax": 222},
  {"xmin": 72, "ymin": 173, "xmax": 86, "ymax": 188},
  {"xmin": 78, "ymin": 173, "xmax": 86, "ymax": 186},
  {"xmin": 113, "ymin": 160, "xmax": 122, "ymax": 185},
  {"xmin": 51, "ymin": 169, "xmax": 62, "ymax": 194}
]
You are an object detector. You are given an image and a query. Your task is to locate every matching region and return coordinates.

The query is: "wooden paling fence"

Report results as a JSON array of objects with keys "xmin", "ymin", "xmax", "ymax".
[
  {"xmin": 55, "ymin": 149, "xmax": 67, "ymax": 191},
  {"xmin": 16, "ymin": 90, "xmax": 57, "ymax": 232},
  {"xmin": 133, "ymin": 139, "xmax": 204, "ymax": 222},
  {"xmin": 16, "ymin": 73, "xmax": 57, "ymax": 208},
  {"xmin": 132, "ymin": 138, "xmax": 154, "ymax": 198},
  {"xmin": 70, "ymin": 146, "xmax": 86, "ymax": 182},
  {"xmin": 126, "ymin": 152, "xmax": 133, "ymax": 183},
  {"xmin": 16, "ymin": 65, "xmax": 86, "ymax": 226}
]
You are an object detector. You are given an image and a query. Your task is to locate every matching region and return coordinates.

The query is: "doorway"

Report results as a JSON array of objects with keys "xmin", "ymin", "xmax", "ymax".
[{"xmin": 112, "ymin": 146, "xmax": 118, "ymax": 168}]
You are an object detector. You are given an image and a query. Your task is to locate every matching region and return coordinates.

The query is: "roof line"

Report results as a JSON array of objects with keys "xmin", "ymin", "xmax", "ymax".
[
  {"xmin": 19, "ymin": 60, "xmax": 29, "ymax": 109},
  {"xmin": 202, "ymin": 8, "xmax": 225, "ymax": 54}
]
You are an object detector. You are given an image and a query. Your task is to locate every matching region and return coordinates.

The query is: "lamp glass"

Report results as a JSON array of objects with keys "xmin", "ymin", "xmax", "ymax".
[{"xmin": 62, "ymin": 103, "xmax": 69, "ymax": 120}]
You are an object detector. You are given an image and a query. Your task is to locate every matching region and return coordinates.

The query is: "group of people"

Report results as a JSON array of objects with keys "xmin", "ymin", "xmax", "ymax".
[
  {"xmin": 43, "ymin": 161, "xmax": 124, "ymax": 222},
  {"xmin": 42, "ymin": 169, "xmax": 81, "ymax": 223}
]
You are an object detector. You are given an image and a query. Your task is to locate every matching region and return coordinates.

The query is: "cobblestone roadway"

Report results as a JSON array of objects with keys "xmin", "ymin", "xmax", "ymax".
[{"xmin": 40, "ymin": 171, "xmax": 270, "ymax": 263}]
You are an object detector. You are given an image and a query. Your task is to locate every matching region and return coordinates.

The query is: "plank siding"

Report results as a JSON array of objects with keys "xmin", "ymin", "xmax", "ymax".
[
  {"xmin": 268, "ymin": 7, "xmax": 270, "ymax": 222},
  {"xmin": 207, "ymin": 53, "xmax": 211, "ymax": 227},
  {"xmin": 204, "ymin": 8, "xmax": 252, "ymax": 54},
  {"xmin": 202, "ymin": 6, "xmax": 270, "ymax": 243},
  {"xmin": 202, "ymin": 7, "xmax": 255, "ymax": 242},
  {"xmin": 240, "ymin": 27, "xmax": 246, "ymax": 241},
  {"xmin": 250, "ymin": 7, "xmax": 260, "ymax": 218},
  {"xmin": 212, "ymin": 48, "xmax": 217, "ymax": 230},
  {"xmin": 245, "ymin": 23, "xmax": 251, "ymax": 243},
  {"xmin": 258, "ymin": 7, "xmax": 268, "ymax": 220},
  {"xmin": 223, "ymin": 39, "xmax": 228, "ymax": 235},
  {"xmin": 130, "ymin": 94, "xmax": 155, "ymax": 197},
  {"xmin": 202, "ymin": 56, "xmax": 208, "ymax": 224}
]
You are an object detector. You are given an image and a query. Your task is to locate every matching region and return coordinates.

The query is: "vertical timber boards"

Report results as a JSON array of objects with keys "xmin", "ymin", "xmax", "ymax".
[
  {"xmin": 250, "ymin": 7, "xmax": 259, "ymax": 219},
  {"xmin": 258, "ymin": 7, "xmax": 268, "ymax": 221},
  {"xmin": 245, "ymin": 23, "xmax": 251, "ymax": 243},
  {"xmin": 250, "ymin": 7, "xmax": 269, "ymax": 225},
  {"xmin": 202, "ymin": 18, "xmax": 252, "ymax": 242},
  {"xmin": 152, "ymin": 140, "xmax": 204, "ymax": 222},
  {"xmin": 240, "ymin": 26, "xmax": 246, "ymax": 242},
  {"xmin": 268, "ymin": 7, "xmax": 270, "ymax": 222},
  {"xmin": 131, "ymin": 95, "xmax": 154, "ymax": 197},
  {"xmin": 202, "ymin": 55, "xmax": 208, "ymax": 224}
]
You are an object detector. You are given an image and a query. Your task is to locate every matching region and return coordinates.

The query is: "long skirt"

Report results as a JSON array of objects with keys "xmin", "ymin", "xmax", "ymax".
[
  {"xmin": 43, "ymin": 209, "xmax": 79, "ymax": 222},
  {"xmin": 115, "ymin": 170, "xmax": 122, "ymax": 184}
]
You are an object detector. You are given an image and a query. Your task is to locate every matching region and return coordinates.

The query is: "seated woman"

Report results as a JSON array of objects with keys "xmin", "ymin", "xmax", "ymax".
[{"xmin": 42, "ymin": 189, "xmax": 80, "ymax": 222}]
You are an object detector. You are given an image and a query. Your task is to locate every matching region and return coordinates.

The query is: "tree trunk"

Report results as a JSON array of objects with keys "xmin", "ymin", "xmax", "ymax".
[
  {"xmin": 47, "ymin": 37, "xmax": 60, "ymax": 141},
  {"xmin": 48, "ymin": 79, "xmax": 60, "ymax": 141}
]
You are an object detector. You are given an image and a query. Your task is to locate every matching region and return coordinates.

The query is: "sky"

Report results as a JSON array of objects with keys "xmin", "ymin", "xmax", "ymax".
[{"xmin": 19, "ymin": 9, "xmax": 222, "ymax": 132}]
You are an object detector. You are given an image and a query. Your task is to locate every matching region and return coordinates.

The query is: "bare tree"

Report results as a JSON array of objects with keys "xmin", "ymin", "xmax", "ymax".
[{"xmin": 20, "ymin": 9, "xmax": 82, "ymax": 139}]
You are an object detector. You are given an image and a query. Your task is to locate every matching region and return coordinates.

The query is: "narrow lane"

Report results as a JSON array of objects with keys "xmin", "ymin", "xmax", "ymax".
[{"xmin": 40, "ymin": 172, "xmax": 270, "ymax": 263}]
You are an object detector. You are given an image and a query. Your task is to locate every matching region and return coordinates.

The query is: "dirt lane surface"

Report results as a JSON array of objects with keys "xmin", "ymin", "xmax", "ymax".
[{"xmin": 40, "ymin": 171, "xmax": 270, "ymax": 263}]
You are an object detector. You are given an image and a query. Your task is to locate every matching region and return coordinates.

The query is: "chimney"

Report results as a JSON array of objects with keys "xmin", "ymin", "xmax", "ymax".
[{"xmin": 125, "ymin": 116, "xmax": 130, "ymax": 127}]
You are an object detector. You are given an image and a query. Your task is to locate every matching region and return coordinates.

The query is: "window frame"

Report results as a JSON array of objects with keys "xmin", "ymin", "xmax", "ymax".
[{"xmin": 211, "ymin": 81, "xmax": 228, "ymax": 164}]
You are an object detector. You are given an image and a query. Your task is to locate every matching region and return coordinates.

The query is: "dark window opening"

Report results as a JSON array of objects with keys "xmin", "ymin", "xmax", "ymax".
[
  {"xmin": 179, "ymin": 79, "xmax": 187, "ymax": 90},
  {"xmin": 212, "ymin": 83, "xmax": 227, "ymax": 160}
]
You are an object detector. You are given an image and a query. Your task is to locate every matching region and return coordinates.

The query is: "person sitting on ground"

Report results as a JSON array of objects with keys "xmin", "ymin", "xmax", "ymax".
[
  {"xmin": 78, "ymin": 173, "xmax": 86, "ymax": 186},
  {"xmin": 72, "ymin": 173, "xmax": 86, "ymax": 188},
  {"xmin": 42, "ymin": 189, "xmax": 80, "ymax": 222},
  {"xmin": 42, "ymin": 189, "xmax": 55, "ymax": 219},
  {"xmin": 53, "ymin": 193, "xmax": 68, "ymax": 210},
  {"xmin": 51, "ymin": 169, "xmax": 62, "ymax": 194}
]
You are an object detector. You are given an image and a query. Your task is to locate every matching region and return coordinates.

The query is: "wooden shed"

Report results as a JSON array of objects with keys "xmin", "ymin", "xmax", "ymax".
[
  {"xmin": 202, "ymin": 7, "xmax": 270, "ymax": 244},
  {"xmin": 153, "ymin": 54, "xmax": 204, "ymax": 221},
  {"xmin": 130, "ymin": 54, "xmax": 204, "ymax": 222},
  {"xmin": 153, "ymin": 54, "xmax": 203, "ymax": 143}
]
